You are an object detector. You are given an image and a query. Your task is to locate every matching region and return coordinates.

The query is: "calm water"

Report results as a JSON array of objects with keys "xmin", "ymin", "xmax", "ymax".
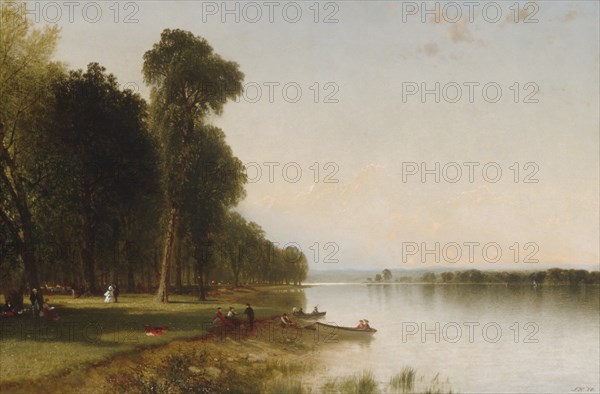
[{"xmin": 292, "ymin": 284, "xmax": 600, "ymax": 393}]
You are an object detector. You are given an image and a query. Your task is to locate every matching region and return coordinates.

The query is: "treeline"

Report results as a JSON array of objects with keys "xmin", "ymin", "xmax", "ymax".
[
  {"xmin": 0, "ymin": 3, "xmax": 307, "ymax": 302},
  {"xmin": 394, "ymin": 269, "xmax": 600, "ymax": 285}
]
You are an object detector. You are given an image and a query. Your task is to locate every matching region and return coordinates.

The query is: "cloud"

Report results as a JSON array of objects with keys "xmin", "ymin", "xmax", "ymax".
[
  {"xmin": 449, "ymin": 18, "xmax": 473, "ymax": 43},
  {"xmin": 503, "ymin": 0, "xmax": 539, "ymax": 24},
  {"xmin": 423, "ymin": 42, "xmax": 439, "ymax": 56},
  {"xmin": 564, "ymin": 10, "xmax": 577, "ymax": 22}
]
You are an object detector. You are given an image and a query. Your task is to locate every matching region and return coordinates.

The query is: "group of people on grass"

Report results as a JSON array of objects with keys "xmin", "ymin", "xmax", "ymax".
[
  {"xmin": 1, "ymin": 288, "xmax": 60, "ymax": 321},
  {"xmin": 30, "ymin": 288, "xmax": 60, "ymax": 320},
  {"xmin": 213, "ymin": 304, "xmax": 255, "ymax": 329},
  {"xmin": 3, "ymin": 282, "xmax": 122, "ymax": 321}
]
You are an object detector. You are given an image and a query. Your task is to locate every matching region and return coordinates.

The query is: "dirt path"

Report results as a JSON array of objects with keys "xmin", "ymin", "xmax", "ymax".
[{"xmin": 1, "ymin": 316, "xmax": 323, "ymax": 394}]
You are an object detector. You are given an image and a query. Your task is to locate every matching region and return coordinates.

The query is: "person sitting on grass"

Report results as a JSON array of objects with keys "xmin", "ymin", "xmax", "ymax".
[
  {"xmin": 40, "ymin": 298, "xmax": 60, "ymax": 321},
  {"xmin": 214, "ymin": 307, "xmax": 233, "ymax": 327},
  {"xmin": 1, "ymin": 300, "xmax": 16, "ymax": 317},
  {"xmin": 226, "ymin": 307, "xmax": 236, "ymax": 319},
  {"xmin": 280, "ymin": 313, "xmax": 296, "ymax": 328}
]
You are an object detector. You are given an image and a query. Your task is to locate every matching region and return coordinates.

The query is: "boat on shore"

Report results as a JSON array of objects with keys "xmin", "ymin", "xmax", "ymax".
[
  {"xmin": 304, "ymin": 321, "xmax": 377, "ymax": 340},
  {"xmin": 292, "ymin": 311, "xmax": 326, "ymax": 319}
]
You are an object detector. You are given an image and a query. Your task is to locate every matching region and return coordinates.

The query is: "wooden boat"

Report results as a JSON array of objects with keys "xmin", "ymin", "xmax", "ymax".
[
  {"xmin": 304, "ymin": 321, "xmax": 377, "ymax": 340},
  {"xmin": 292, "ymin": 310, "xmax": 326, "ymax": 319}
]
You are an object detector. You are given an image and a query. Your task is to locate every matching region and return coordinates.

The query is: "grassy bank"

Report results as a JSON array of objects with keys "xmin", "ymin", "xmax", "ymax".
[
  {"xmin": 1, "ymin": 287, "xmax": 458, "ymax": 393},
  {"xmin": 0, "ymin": 287, "xmax": 300, "ymax": 387}
]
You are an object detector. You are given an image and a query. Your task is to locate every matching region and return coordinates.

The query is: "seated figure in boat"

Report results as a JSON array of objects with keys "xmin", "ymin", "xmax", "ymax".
[
  {"xmin": 356, "ymin": 320, "xmax": 365, "ymax": 329},
  {"xmin": 313, "ymin": 306, "xmax": 319, "ymax": 314}
]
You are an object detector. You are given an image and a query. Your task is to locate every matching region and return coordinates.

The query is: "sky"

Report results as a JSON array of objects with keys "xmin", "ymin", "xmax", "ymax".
[{"xmin": 18, "ymin": 0, "xmax": 600, "ymax": 271}]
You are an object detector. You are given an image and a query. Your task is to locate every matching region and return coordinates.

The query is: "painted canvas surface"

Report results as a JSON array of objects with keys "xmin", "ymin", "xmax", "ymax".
[{"xmin": 0, "ymin": 1, "xmax": 598, "ymax": 393}]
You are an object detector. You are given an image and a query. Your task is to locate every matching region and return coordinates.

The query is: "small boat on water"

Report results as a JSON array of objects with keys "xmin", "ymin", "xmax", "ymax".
[
  {"xmin": 304, "ymin": 321, "xmax": 377, "ymax": 340},
  {"xmin": 292, "ymin": 311, "xmax": 327, "ymax": 319}
]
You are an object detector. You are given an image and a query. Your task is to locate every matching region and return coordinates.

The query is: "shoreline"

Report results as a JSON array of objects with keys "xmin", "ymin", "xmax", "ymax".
[
  {"xmin": 0, "ymin": 286, "xmax": 320, "ymax": 393},
  {"xmin": 2, "ymin": 315, "xmax": 321, "ymax": 394}
]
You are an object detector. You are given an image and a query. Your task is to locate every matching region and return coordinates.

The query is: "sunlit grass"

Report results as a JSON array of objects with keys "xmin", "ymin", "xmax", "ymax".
[
  {"xmin": 265, "ymin": 359, "xmax": 313, "ymax": 376},
  {"xmin": 323, "ymin": 371, "xmax": 379, "ymax": 394},
  {"xmin": 0, "ymin": 292, "xmax": 282, "ymax": 384},
  {"xmin": 388, "ymin": 367, "xmax": 416, "ymax": 393},
  {"xmin": 321, "ymin": 368, "xmax": 456, "ymax": 394},
  {"xmin": 264, "ymin": 378, "xmax": 312, "ymax": 394}
]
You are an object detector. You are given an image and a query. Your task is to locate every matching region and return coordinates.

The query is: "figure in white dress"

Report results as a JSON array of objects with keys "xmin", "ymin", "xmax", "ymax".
[{"xmin": 104, "ymin": 285, "xmax": 114, "ymax": 303}]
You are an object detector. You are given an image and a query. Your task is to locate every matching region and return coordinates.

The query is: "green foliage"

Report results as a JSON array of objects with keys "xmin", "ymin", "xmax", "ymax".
[
  {"xmin": 0, "ymin": 0, "xmax": 62, "ymax": 288},
  {"xmin": 397, "ymin": 269, "xmax": 600, "ymax": 286},
  {"xmin": 382, "ymin": 269, "xmax": 393, "ymax": 282},
  {"xmin": 265, "ymin": 379, "xmax": 311, "ymax": 394},
  {"xmin": 1, "ymin": 15, "xmax": 306, "ymax": 295},
  {"xmin": 388, "ymin": 367, "xmax": 416, "ymax": 393},
  {"xmin": 323, "ymin": 371, "xmax": 379, "ymax": 394}
]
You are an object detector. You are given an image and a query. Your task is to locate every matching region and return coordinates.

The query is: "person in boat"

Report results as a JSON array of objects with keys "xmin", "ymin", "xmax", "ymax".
[
  {"xmin": 313, "ymin": 306, "xmax": 319, "ymax": 314},
  {"xmin": 363, "ymin": 319, "xmax": 371, "ymax": 330},
  {"xmin": 356, "ymin": 320, "xmax": 365, "ymax": 329},
  {"xmin": 292, "ymin": 307, "xmax": 298, "ymax": 314},
  {"xmin": 280, "ymin": 313, "xmax": 295, "ymax": 328},
  {"xmin": 298, "ymin": 307, "xmax": 304, "ymax": 314}
]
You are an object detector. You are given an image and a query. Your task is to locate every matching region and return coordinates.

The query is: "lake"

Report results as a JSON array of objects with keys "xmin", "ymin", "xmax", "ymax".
[{"xmin": 289, "ymin": 283, "xmax": 600, "ymax": 393}]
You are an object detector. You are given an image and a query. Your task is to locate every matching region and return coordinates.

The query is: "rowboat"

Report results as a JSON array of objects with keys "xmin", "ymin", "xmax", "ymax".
[
  {"xmin": 304, "ymin": 321, "xmax": 377, "ymax": 341},
  {"xmin": 292, "ymin": 311, "xmax": 326, "ymax": 319}
]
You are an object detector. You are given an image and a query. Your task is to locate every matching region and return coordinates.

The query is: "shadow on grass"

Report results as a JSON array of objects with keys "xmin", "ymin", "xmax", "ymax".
[{"xmin": 0, "ymin": 305, "xmax": 215, "ymax": 347}]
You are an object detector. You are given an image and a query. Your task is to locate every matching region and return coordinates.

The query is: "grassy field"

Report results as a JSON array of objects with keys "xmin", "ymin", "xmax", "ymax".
[{"xmin": 0, "ymin": 289, "xmax": 297, "ymax": 385}]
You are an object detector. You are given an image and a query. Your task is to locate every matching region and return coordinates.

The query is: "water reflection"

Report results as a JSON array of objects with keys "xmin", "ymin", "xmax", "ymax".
[{"xmin": 299, "ymin": 283, "xmax": 599, "ymax": 393}]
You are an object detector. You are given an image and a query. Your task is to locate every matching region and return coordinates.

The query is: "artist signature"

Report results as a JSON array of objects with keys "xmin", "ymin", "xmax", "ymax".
[{"xmin": 571, "ymin": 387, "xmax": 595, "ymax": 392}]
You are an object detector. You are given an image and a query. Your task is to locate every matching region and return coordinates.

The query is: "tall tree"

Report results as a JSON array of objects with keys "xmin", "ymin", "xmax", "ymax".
[
  {"xmin": 0, "ymin": 1, "xmax": 60, "ymax": 290},
  {"xmin": 382, "ymin": 268, "xmax": 393, "ymax": 282},
  {"xmin": 143, "ymin": 29, "xmax": 244, "ymax": 302},
  {"xmin": 46, "ymin": 63, "xmax": 153, "ymax": 292},
  {"xmin": 180, "ymin": 125, "xmax": 246, "ymax": 300}
]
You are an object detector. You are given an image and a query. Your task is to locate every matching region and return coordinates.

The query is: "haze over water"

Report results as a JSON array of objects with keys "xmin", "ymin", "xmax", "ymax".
[{"xmin": 294, "ymin": 284, "xmax": 600, "ymax": 393}]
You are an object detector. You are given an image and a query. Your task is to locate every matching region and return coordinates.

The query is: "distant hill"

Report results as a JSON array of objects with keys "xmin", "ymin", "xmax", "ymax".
[{"xmin": 306, "ymin": 264, "xmax": 600, "ymax": 283}]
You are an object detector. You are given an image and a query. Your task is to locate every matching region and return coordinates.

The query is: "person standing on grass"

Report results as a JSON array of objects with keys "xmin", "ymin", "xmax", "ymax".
[
  {"xmin": 104, "ymin": 285, "xmax": 114, "ymax": 304},
  {"xmin": 113, "ymin": 285, "xmax": 119, "ymax": 303},
  {"xmin": 244, "ymin": 303, "xmax": 255, "ymax": 330},
  {"xmin": 30, "ymin": 288, "xmax": 42, "ymax": 318}
]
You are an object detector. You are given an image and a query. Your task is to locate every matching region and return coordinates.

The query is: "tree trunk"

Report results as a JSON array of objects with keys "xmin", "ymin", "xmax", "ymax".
[
  {"xmin": 155, "ymin": 207, "xmax": 178, "ymax": 303},
  {"xmin": 82, "ymin": 182, "xmax": 97, "ymax": 293},
  {"xmin": 198, "ymin": 265, "xmax": 207, "ymax": 301},
  {"xmin": 127, "ymin": 262, "xmax": 135, "ymax": 292},
  {"xmin": 83, "ymin": 222, "xmax": 96, "ymax": 293},
  {"xmin": 233, "ymin": 265, "xmax": 240, "ymax": 288},
  {"xmin": 175, "ymin": 234, "xmax": 182, "ymax": 290},
  {"xmin": 21, "ymin": 211, "xmax": 39, "ymax": 289}
]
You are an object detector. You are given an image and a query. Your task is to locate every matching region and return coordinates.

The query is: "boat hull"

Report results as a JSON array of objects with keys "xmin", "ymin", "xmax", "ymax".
[
  {"xmin": 305, "ymin": 321, "xmax": 377, "ymax": 341},
  {"xmin": 293, "ymin": 311, "xmax": 326, "ymax": 319}
]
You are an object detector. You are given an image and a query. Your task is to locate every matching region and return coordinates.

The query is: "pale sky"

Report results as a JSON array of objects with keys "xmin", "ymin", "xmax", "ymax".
[{"xmin": 23, "ymin": 0, "xmax": 599, "ymax": 270}]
